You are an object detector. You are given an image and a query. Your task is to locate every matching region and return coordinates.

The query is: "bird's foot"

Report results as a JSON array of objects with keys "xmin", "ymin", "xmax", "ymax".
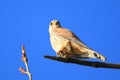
[{"xmin": 57, "ymin": 51, "xmax": 67, "ymax": 58}]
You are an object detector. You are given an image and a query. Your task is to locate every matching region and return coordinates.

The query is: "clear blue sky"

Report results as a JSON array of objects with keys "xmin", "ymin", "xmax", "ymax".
[{"xmin": 0, "ymin": 0, "xmax": 120, "ymax": 80}]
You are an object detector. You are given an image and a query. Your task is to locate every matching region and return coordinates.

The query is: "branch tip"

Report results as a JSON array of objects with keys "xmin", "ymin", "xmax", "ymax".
[{"xmin": 19, "ymin": 45, "xmax": 32, "ymax": 80}]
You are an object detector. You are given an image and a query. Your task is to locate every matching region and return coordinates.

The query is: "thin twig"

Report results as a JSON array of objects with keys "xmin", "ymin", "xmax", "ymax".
[
  {"xmin": 19, "ymin": 45, "xmax": 32, "ymax": 80},
  {"xmin": 44, "ymin": 55, "xmax": 120, "ymax": 69}
]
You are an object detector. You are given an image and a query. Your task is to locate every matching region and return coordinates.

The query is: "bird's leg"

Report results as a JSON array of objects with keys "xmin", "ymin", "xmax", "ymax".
[
  {"xmin": 57, "ymin": 50, "xmax": 67, "ymax": 58},
  {"xmin": 57, "ymin": 50, "xmax": 72, "ymax": 58},
  {"xmin": 57, "ymin": 41, "xmax": 73, "ymax": 58}
]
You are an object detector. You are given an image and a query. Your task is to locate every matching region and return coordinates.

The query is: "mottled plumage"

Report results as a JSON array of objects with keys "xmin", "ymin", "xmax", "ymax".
[{"xmin": 49, "ymin": 20, "xmax": 106, "ymax": 61}]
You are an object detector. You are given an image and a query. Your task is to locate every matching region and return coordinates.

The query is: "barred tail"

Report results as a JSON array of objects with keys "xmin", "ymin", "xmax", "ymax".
[
  {"xmin": 86, "ymin": 49, "xmax": 107, "ymax": 61},
  {"xmin": 93, "ymin": 52, "xmax": 106, "ymax": 61}
]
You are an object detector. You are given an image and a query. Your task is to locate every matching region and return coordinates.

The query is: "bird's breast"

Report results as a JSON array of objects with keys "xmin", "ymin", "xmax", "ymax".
[{"xmin": 50, "ymin": 33, "xmax": 71, "ymax": 53}]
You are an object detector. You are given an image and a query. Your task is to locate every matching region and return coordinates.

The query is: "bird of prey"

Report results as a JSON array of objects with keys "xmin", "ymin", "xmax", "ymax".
[{"xmin": 49, "ymin": 20, "xmax": 106, "ymax": 61}]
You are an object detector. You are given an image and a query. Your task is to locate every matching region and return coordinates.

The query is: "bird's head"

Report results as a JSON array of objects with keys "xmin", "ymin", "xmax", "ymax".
[
  {"xmin": 49, "ymin": 20, "xmax": 61, "ymax": 28},
  {"xmin": 49, "ymin": 20, "xmax": 61, "ymax": 33}
]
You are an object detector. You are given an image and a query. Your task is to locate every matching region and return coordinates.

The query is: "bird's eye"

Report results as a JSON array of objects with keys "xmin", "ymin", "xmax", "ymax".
[
  {"xmin": 55, "ymin": 22, "xmax": 58, "ymax": 25},
  {"xmin": 56, "ymin": 22, "xmax": 59, "ymax": 25},
  {"xmin": 50, "ymin": 22, "xmax": 52, "ymax": 25}
]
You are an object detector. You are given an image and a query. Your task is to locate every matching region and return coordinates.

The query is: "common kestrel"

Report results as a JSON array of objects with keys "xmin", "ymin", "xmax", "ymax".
[{"xmin": 49, "ymin": 20, "xmax": 106, "ymax": 61}]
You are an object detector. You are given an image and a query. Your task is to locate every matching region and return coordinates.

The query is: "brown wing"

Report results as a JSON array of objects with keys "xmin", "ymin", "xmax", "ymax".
[{"xmin": 52, "ymin": 27, "xmax": 89, "ymax": 48}]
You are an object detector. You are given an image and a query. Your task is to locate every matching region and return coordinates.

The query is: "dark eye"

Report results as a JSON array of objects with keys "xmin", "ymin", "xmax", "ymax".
[
  {"xmin": 56, "ymin": 21, "xmax": 59, "ymax": 25},
  {"xmin": 55, "ymin": 22, "xmax": 58, "ymax": 25},
  {"xmin": 50, "ymin": 22, "xmax": 52, "ymax": 25}
]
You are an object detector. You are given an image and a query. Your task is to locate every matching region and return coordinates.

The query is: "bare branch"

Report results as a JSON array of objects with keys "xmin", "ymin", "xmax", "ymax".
[
  {"xmin": 44, "ymin": 55, "xmax": 120, "ymax": 69},
  {"xmin": 19, "ymin": 45, "xmax": 32, "ymax": 80}
]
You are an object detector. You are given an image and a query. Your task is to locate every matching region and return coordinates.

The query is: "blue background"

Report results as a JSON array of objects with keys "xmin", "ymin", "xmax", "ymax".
[{"xmin": 0, "ymin": 0, "xmax": 120, "ymax": 80}]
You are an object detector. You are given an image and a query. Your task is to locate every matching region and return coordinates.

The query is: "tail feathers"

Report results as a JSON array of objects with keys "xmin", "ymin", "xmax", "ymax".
[
  {"xmin": 86, "ymin": 49, "xmax": 107, "ymax": 61},
  {"xmin": 93, "ymin": 52, "xmax": 106, "ymax": 61}
]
